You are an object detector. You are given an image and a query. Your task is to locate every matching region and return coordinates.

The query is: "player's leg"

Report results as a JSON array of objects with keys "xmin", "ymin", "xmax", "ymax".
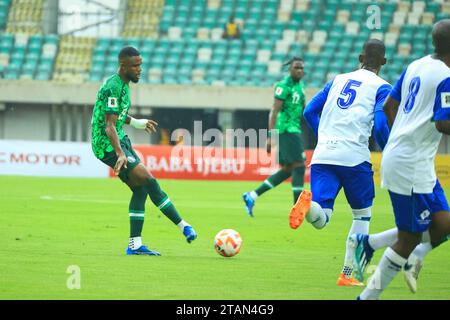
[
  {"xmin": 336, "ymin": 162, "xmax": 374, "ymax": 286},
  {"xmin": 290, "ymin": 161, "xmax": 305, "ymax": 204},
  {"xmin": 402, "ymin": 213, "xmax": 450, "ymax": 293},
  {"xmin": 242, "ymin": 133, "xmax": 300, "ymax": 216},
  {"xmin": 428, "ymin": 190, "xmax": 450, "ymax": 248},
  {"xmin": 341, "ymin": 163, "xmax": 374, "ymax": 278},
  {"xmin": 288, "ymin": 134, "xmax": 306, "ymax": 204},
  {"xmin": 428, "ymin": 211, "xmax": 450, "ymax": 247},
  {"xmin": 243, "ymin": 167, "xmax": 292, "ymax": 217},
  {"xmin": 290, "ymin": 164, "xmax": 339, "ymax": 229},
  {"xmin": 403, "ymin": 182, "xmax": 450, "ymax": 292},
  {"xmin": 127, "ymin": 184, "xmax": 147, "ymax": 250},
  {"xmin": 350, "ymin": 227, "xmax": 448, "ymax": 289},
  {"xmin": 362, "ymin": 228, "xmax": 398, "ymax": 251},
  {"xmin": 99, "ymin": 142, "xmax": 160, "ymax": 255},
  {"xmin": 358, "ymin": 191, "xmax": 430, "ymax": 300},
  {"xmin": 127, "ymin": 163, "xmax": 197, "ymax": 243},
  {"xmin": 357, "ymin": 180, "xmax": 448, "ymax": 252}
]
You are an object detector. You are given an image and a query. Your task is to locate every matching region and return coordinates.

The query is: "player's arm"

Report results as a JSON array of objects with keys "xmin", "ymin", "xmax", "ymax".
[
  {"xmin": 268, "ymin": 98, "xmax": 283, "ymax": 132},
  {"xmin": 373, "ymin": 84, "xmax": 392, "ymax": 150},
  {"xmin": 267, "ymin": 83, "xmax": 289, "ymax": 153},
  {"xmin": 433, "ymin": 78, "xmax": 450, "ymax": 135},
  {"xmin": 374, "ymin": 111, "xmax": 390, "ymax": 150},
  {"xmin": 382, "ymin": 96, "xmax": 400, "ymax": 128},
  {"xmin": 436, "ymin": 121, "xmax": 450, "ymax": 134},
  {"xmin": 105, "ymin": 113, "xmax": 127, "ymax": 175},
  {"xmin": 267, "ymin": 98, "xmax": 284, "ymax": 153},
  {"xmin": 125, "ymin": 115, "xmax": 159, "ymax": 134},
  {"xmin": 384, "ymin": 69, "xmax": 407, "ymax": 127},
  {"xmin": 303, "ymin": 80, "xmax": 333, "ymax": 136}
]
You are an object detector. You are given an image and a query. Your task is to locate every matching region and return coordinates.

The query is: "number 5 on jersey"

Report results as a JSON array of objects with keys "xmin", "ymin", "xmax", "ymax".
[{"xmin": 337, "ymin": 79, "xmax": 362, "ymax": 109}]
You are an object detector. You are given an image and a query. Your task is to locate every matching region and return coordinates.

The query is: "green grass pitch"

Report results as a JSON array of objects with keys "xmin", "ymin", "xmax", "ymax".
[{"xmin": 0, "ymin": 176, "xmax": 449, "ymax": 300}]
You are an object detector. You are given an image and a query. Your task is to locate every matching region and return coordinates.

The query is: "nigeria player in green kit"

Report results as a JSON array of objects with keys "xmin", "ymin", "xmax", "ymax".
[
  {"xmin": 91, "ymin": 47, "xmax": 197, "ymax": 255},
  {"xmin": 243, "ymin": 57, "xmax": 306, "ymax": 217}
]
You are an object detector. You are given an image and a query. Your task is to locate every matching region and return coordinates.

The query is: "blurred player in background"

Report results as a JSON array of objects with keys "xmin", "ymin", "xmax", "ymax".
[
  {"xmin": 243, "ymin": 57, "xmax": 306, "ymax": 217},
  {"xmin": 355, "ymin": 20, "xmax": 450, "ymax": 300},
  {"xmin": 291, "ymin": 40, "xmax": 391, "ymax": 286},
  {"xmin": 91, "ymin": 46, "xmax": 197, "ymax": 256}
]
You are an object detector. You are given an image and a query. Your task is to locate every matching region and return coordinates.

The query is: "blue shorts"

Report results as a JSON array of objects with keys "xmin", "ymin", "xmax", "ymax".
[
  {"xmin": 310, "ymin": 162, "xmax": 374, "ymax": 210},
  {"xmin": 389, "ymin": 180, "xmax": 449, "ymax": 233}
]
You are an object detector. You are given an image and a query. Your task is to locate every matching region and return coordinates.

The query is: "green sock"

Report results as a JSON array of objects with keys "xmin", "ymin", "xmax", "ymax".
[
  {"xmin": 255, "ymin": 169, "xmax": 291, "ymax": 196},
  {"xmin": 146, "ymin": 179, "xmax": 182, "ymax": 225},
  {"xmin": 129, "ymin": 186, "xmax": 147, "ymax": 237},
  {"xmin": 291, "ymin": 166, "xmax": 305, "ymax": 203}
]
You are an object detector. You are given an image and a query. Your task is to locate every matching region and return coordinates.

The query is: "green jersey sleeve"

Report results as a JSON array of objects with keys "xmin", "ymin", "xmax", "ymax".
[
  {"xmin": 104, "ymin": 85, "xmax": 121, "ymax": 115},
  {"xmin": 274, "ymin": 84, "xmax": 290, "ymax": 101}
]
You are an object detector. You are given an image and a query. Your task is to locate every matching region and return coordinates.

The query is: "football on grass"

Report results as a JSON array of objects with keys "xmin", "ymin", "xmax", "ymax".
[{"xmin": 214, "ymin": 229, "xmax": 242, "ymax": 257}]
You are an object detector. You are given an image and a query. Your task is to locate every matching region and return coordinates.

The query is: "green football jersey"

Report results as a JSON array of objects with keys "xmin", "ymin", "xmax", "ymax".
[
  {"xmin": 273, "ymin": 76, "xmax": 306, "ymax": 134},
  {"xmin": 91, "ymin": 74, "xmax": 131, "ymax": 159}
]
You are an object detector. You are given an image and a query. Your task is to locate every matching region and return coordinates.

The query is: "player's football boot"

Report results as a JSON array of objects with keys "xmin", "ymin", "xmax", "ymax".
[
  {"xmin": 403, "ymin": 254, "xmax": 423, "ymax": 293},
  {"xmin": 289, "ymin": 190, "xmax": 312, "ymax": 229},
  {"xmin": 349, "ymin": 233, "xmax": 374, "ymax": 282},
  {"xmin": 242, "ymin": 192, "xmax": 255, "ymax": 217},
  {"xmin": 126, "ymin": 245, "xmax": 161, "ymax": 256},
  {"xmin": 337, "ymin": 273, "xmax": 365, "ymax": 286},
  {"xmin": 183, "ymin": 225, "xmax": 197, "ymax": 243}
]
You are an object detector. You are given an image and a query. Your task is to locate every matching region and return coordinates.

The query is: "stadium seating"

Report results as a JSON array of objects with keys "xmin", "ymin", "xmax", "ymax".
[
  {"xmin": 0, "ymin": 32, "xmax": 58, "ymax": 80},
  {"xmin": 53, "ymin": 36, "xmax": 96, "ymax": 83},
  {"xmin": 148, "ymin": 0, "xmax": 448, "ymax": 86},
  {"xmin": 0, "ymin": 0, "xmax": 12, "ymax": 31},
  {"xmin": 5, "ymin": 0, "xmax": 44, "ymax": 35},
  {"xmin": 122, "ymin": 0, "xmax": 449, "ymax": 87},
  {"xmin": 1, "ymin": 0, "xmax": 450, "ymax": 88},
  {"xmin": 122, "ymin": 0, "xmax": 165, "ymax": 38}
]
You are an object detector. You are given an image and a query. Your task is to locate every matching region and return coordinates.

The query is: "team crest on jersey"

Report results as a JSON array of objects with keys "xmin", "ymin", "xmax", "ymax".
[
  {"xmin": 442, "ymin": 92, "xmax": 450, "ymax": 108},
  {"xmin": 108, "ymin": 97, "xmax": 117, "ymax": 108},
  {"xmin": 275, "ymin": 87, "xmax": 283, "ymax": 96},
  {"xmin": 419, "ymin": 210, "xmax": 430, "ymax": 220}
]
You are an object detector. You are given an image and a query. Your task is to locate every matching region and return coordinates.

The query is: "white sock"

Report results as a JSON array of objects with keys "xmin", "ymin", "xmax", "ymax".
[
  {"xmin": 306, "ymin": 201, "xmax": 331, "ymax": 229},
  {"xmin": 368, "ymin": 227, "xmax": 398, "ymax": 250},
  {"xmin": 421, "ymin": 230, "xmax": 430, "ymax": 243},
  {"xmin": 129, "ymin": 236, "xmax": 142, "ymax": 250},
  {"xmin": 249, "ymin": 191, "xmax": 258, "ymax": 200},
  {"xmin": 343, "ymin": 207, "xmax": 371, "ymax": 275},
  {"xmin": 177, "ymin": 219, "xmax": 190, "ymax": 231},
  {"xmin": 411, "ymin": 242, "xmax": 432, "ymax": 260},
  {"xmin": 360, "ymin": 247, "xmax": 406, "ymax": 300}
]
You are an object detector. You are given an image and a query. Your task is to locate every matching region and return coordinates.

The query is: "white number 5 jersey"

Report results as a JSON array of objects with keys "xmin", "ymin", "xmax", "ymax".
[
  {"xmin": 311, "ymin": 69, "xmax": 391, "ymax": 167},
  {"xmin": 381, "ymin": 55, "xmax": 450, "ymax": 195}
]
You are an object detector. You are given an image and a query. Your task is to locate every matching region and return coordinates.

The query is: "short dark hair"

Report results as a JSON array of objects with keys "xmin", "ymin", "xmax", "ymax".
[
  {"xmin": 118, "ymin": 46, "xmax": 140, "ymax": 60},
  {"xmin": 432, "ymin": 19, "xmax": 450, "ymax": 56},
  {"xmin": 283, "ymin": 56, "xmax": 304, "ymax": 67},
  {"xmin": 361, "ymin": 39, "xmax": 385, "ymax": 68}
]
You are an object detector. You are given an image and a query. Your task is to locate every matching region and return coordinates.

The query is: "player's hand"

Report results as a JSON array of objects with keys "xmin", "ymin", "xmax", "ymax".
[
  {"xmin": 266, "ymin": 140, "xmax": 272, "ymax": 154},
  {"xmin": 114, "ymin": 152, "xmax": 128, "ymax": 175},
  {"xmin": 145, "ymin": 119, "xmax": 158, "ymax": 134}
]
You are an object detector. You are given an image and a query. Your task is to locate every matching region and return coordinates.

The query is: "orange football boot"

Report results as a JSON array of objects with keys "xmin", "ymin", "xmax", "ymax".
[
  {"xmin": 289, "ymin": 190, "xmax": 312, "ymax": 229},
  {"xmin": 336, "ymin": 273, "xmax": 365, "ymax": 287}
]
